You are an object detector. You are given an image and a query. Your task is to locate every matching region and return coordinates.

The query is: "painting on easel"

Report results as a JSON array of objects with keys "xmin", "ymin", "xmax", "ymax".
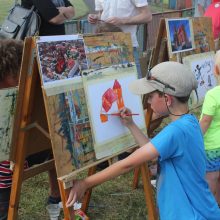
[
  {"xmin": 36, "ymin": 35, "xmax": 88, "ymax": 85},
  {"xmin": 183, "ymin": 51, "xmax": 216, "ymax": 106},
  {"xmin": 45, "ymin": 78, "xmax": 95, "ymax": 176},
  {"xmin": 0, "ymin": 87, "xmax": 17, "ymax": 162},
  {"xmin": 82, "ymin": 65, "xmax": 146, "ymax": 159},
  {"xmin": 83, "ymin": 33, "xmax": 134, "ymax": 69},
  {"xmin": 192, "ymin": 17, "xmax": 214, "ymax": 54},
  {"xmin": 166, "ymin": 18, "xmax": 195, "ymax": 54}
]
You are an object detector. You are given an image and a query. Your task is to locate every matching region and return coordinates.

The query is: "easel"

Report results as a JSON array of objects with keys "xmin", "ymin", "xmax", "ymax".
[
  {"xmin": 8, "ymin": 36, "xmax": 158, "ymax": 220},
  {"xmin": 8, "ymin": 37, "xmax": 56, "ymax": 220}
]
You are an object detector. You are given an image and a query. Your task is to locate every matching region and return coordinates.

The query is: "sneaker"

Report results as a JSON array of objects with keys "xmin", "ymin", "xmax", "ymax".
[{"xmin": 47, "ymin": 196, "xmax": 61, "ymax": 205}]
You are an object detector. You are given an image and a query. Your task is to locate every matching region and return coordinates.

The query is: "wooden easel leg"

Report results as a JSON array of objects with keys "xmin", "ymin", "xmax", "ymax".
[
  {"xmin": 141, "ymin": 163, "xmax": 157, "ymax": 220},
  {"xmin": 8, "ymin": 156, "xmax": 26, "ymax": 219},
  {"xmin": 81, "ymin": 166, "xmax": 96, "ymax": 212},
  {"xmin": 132, "ymin": 166, "xmax": 141, "ymax": 189},
  {"xmin": 58, "ymin": 180, "xmax": 75, "ymax": 220}
]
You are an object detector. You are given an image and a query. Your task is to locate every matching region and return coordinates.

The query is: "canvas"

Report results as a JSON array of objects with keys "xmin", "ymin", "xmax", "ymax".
[
  {"xmin": 46, "ymin": 78, "xmax": 95, "ymax": 177},
  {"xmin": 82, "ymin": 65, "xmax": 146, "ymax": 159},
  {"xmin": 192, "ymin": 17, "xmax": 215, "ymax": 54},
  {"xmin": 0, "ymin": 87, "xmax": 18, "ymax": 162},
  {"xmin": 83, "ymin": 33, "xmax": 134, "ymax": 69},
  {"xmin": 183, "ymin": 51, "xmax": 216, "ymax": 107},
  {"xmin": 166, "ymin": 18, "xmax": 195, "ymax": 54},
  {"xmin": 36, "ymin": 35, "xmax": 88, "ymax": 86}
]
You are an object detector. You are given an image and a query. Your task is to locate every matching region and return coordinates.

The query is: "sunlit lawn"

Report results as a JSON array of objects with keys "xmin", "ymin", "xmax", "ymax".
[{"xmin": 0, "ymin": 0, "xmax": 88, "ymax": 25}]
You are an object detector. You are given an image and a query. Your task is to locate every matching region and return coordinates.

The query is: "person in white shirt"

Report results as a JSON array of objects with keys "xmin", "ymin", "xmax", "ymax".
[{"xmin": 88, "ymin": 0, "xmax": 152, "ymax": 78}]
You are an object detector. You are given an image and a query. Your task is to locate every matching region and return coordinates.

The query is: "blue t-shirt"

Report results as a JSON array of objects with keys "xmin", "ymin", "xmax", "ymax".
[{"xmin": 151, "ymin": 114, "xmax": 220, "ymax": 220}]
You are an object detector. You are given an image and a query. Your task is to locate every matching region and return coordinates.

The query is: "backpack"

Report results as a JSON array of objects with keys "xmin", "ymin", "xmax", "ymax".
[{"xmin": 0, "ymin": 1, "xmax": 40, "ymax": 40}]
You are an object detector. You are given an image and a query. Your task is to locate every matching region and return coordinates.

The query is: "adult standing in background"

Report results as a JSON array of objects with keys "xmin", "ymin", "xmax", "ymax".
[
  {"xmin": 194, "ymin": 0, "xmax": 212, "ymax": 17},
  {"xmin": 88, "ymin": 0, "xmax": 152, "ymax": 78},
  {"xmin": 204, "ymin": 1, "xmax": 220, "ymax": 49},
  {"xmin": 21, "ymin": 0, "xmax": 75, "ymax": 36}
]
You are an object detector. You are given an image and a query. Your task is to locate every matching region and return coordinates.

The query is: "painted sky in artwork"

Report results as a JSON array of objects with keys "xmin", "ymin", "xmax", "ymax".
[{"xmin": 166, "ymin": 18, "xmax": 194, "ymax": 54}]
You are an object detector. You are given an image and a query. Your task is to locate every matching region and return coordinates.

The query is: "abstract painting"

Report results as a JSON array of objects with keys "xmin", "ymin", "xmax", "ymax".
[
  {"xmin": 183, "ymin": 51, "xmax": 216, "ymax": 106},
  {"xmin": 46, "ymin": 78, "xmax": 95, "ymax": 177},
  {"xmin": 192, "ymin": 17, "xmax": 215, "ymax": 54},
  {"xmin": 82, "ymin": 65, "xmax": 146, "ymax": 159},
  {"xmin": 36, "ymin": 35, "xmax": 88, "ymax": 85},
  {"xmin": 0, "ymin": 87, "xmax": 17, "ymax": 162},
  {"xmin": 166, "ymin": 18, "xmax": 195, "ymax": 54},
  {"xmin": 83, "ymin": 33, "xmax": 134, "ymax": 69}
]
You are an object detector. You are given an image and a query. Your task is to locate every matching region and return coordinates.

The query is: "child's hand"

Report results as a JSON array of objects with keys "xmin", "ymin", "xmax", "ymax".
[
  {"xmin": 119, "ymin": 107, "xmax": 134, "ymax": 127},
  {"xmin": 66, "ymin": 180, "xmax": 87, "ymax": 208}
]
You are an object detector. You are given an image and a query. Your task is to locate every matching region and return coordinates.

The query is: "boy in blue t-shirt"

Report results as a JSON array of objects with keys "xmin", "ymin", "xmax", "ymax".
[{"xmin": 66, "ymin": 61, "xmax": 220, "ymax": 219}]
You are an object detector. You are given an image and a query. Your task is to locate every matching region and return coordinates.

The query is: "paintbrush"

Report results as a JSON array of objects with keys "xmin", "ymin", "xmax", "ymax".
[{"xmin": 102, "ymin": 113, "xmax": 139, "ymax": 116}]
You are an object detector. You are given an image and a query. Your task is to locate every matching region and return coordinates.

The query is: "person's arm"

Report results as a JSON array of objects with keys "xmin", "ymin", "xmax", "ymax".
[
  {"xmin": 66, "ymin": 107, "xmax": 157, "ymax": 207},
  {"xmin": 66, "ymin": 141, "xmax": 159, "ymax": 207},
  {"xmin": 88, "ymin": 11, "xmax": 103, "ymax": 24},
  {"xmin": 200, "ymin": 114, "xmax": 213, "ymax": 134},
  {"xmin": 57, "ymin": 6, "xmax": 75, "ymax": 20},
  {"xmin": 120, "ymin": 107, "xmax": 149, "ymax": 146},
  {"xmin": 32, "ymin": 0, "xmax": 74, "ymax": 25},
  {"xmin": 88, "ymin": 0, "xmax": 103, "ymax": 24},
  {"xmin": 105, "ymin": 6, "xmax": 152, "ymax": 26}
]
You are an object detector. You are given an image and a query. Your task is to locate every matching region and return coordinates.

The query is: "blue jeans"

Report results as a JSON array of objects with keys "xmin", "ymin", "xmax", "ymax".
[{"xmin": 133, "ymin": 47, "xmax": 142, "ymax": 79}]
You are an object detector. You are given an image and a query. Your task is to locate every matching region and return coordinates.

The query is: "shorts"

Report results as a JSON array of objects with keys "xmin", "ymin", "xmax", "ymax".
[{"xmin": 205, "ymin": 148, "xmax": 220, "ymax": 172}]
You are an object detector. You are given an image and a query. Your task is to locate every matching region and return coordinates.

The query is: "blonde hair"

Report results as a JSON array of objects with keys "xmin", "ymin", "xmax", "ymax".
[{"xmin": 215, "ymin": 50, "xmax": 220, "ymax": 84}]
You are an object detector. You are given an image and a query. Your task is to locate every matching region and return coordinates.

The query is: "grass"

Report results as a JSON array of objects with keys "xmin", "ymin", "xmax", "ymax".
[
  {"xmin": 19, "ymin": 171, "xmax": 149, "ymax": 219},
  {"xmin": 18, "ymin": 106, "xmax": 202, "ymax": 219},
  {"xmin": 0, "ymin": 0, "xmax": 88, "ymax": 25}
]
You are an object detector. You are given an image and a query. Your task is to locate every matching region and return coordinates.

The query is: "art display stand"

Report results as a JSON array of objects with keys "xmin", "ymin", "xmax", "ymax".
[{"xmin": 7, "ymin": 37, "xmax": 158, "ymax": 220}]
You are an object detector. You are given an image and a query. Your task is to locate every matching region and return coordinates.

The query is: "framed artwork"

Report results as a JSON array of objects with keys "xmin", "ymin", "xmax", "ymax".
[
  {"xmin": 166, "ymin": 18, "xmax": 195, "ymax": 54},
  {"xmin": 36, "ymin": 35, "xmax": 88, "ymax": 86},
  {"xmin": 82, "ymin": 64, "xmax": 146, "ymax": 159},
  {"xmin": 0, "ymin": 87, "xmax": 17, "ymax": 162},
  {"xmin": 183, "ymin": 51, "xmax": 216, "ymax": 106}
]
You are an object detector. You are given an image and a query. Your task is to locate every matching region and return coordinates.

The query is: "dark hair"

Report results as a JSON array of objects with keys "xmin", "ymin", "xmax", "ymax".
[
  {"xmin": 0, "ymin": 39, "xmax": 23, "ymax": 81},
  {"xmin": 95, "ymin": 22, "xmax": 122, "ymax": 33},
  {"xmin": 175, "ymin": 95, "xmax": 190, "ymax": 103}
]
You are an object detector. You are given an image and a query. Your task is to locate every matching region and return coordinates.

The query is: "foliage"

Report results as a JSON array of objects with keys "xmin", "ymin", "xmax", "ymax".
[{"xmin": 0, "ymin": 0, "xmax": 88, "ymax": 25}]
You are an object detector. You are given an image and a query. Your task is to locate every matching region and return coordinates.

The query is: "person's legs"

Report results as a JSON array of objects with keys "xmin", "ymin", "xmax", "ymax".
[
  {"xmin": 216, "ymin": 172, "xmax": 220, "ymax": 205},
  {"xmin": 206, "ymin": 149, "xmax": 220, "ymax": 204},
  {"xmin": 26, "ymin": 150, "xmax": 61, "ymax": 204},
  {"xmin": 0, "ymin": 188, "xmax": 11, "ymax": 220},
  {"xmin": 206, "ymin": 171, "xmax": 219, "ymax": 201},
  {"xmin": 133, "ymin": 47, "xmax": 142, "ymax": 79},
  {"xmin": 47, "ymin": 168, "xmax": 61, "ymax": 204}
]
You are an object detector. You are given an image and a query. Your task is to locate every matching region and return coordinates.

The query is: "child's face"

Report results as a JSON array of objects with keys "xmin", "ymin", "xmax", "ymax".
[{"xmin": 147, "ymin": 91, "xmax": 168, "ymax": 116}]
